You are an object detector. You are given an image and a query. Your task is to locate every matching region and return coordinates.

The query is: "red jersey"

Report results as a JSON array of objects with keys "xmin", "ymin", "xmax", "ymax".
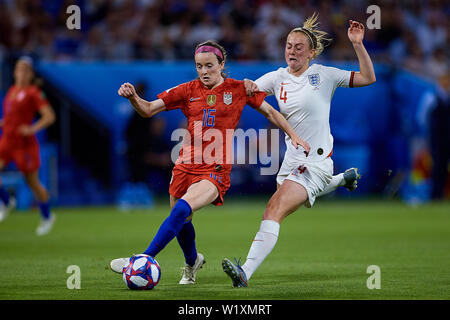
[
  {"xmin": 1, "ymin": 85, "xmax": 49, "ymax": 147},
  {"xmin": 157, "ymin": 78, "xmax": 266, "ymax": 174}
]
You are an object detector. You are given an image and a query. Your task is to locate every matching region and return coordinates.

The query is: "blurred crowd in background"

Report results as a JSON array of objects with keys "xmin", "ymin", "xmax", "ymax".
[{"xmin": 0, "ymin": 0, "xmax": 448, "ymax": 81}]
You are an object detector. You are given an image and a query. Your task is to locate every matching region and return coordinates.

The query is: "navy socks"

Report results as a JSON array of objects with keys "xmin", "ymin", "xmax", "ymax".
[
  {"xmin": 143, "ymin": 199, "xmax": 193, "ymax": 257},
  {"xmin": 177, "ymin": 220, "xmax": 197, "ymax": 266},
  {"xmin": 0, "ymin": 186, "xmax": 51, "ymax": 220},
  {"xmin": 38, "ymin": 201, "xmax": 51, "ymax": 220}
]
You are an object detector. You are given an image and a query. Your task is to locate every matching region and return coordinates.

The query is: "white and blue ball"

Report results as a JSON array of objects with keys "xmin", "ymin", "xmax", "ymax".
[{"xmin": 122, "ymin": 254, "xmax": 161, "ymax": 290}]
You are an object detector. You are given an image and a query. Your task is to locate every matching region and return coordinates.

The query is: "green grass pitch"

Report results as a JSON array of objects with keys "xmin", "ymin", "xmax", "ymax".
[{"xmin": 0, "ymin": 198, "xmax": 449, "ymax": 300}]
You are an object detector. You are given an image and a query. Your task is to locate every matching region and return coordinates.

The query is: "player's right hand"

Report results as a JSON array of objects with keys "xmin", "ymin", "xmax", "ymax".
[
  {"xmin": 118, "ymin": 82, "xmax": 137, "ymax": 99},
  {"xmin": 18, "ymin": 124, "xmax": 35, "ymax": 136},
  {"xmin": 244, "ymin": 78, "xmax": 258, "ymax": 97},
  {"xmin": 291, "ymin": 135, "xmax": 311, "ymax": 157},
  {"xmin": 300, "ymin": 139, "xmax": 311, "ymax": 157}
]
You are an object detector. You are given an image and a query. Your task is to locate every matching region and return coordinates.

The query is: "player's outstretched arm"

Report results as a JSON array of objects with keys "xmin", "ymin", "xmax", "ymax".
[
  {"xmin": 257, "ymin": 101, "xmax": 310, "ymax": 155},
  {"xmin": 347, "ymin": 20, "xmax": 376, "ymax": 87},
  {"xmin": 118, "ymin": 82, "xmax": 166, "ymax": 118}
]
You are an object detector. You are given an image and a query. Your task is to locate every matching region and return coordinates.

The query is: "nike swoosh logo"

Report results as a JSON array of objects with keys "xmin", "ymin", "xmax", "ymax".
[
  {"xmin": 281, "ymin": 82, "xmax": 290, "ymax": 85},
  {"xmin": 190, "ymin": 97, "xmax": 201, "ymax": 102}
]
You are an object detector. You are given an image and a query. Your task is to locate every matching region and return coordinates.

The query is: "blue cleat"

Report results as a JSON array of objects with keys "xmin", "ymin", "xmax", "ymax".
[
  {"xmin": 222, "ymin": 258, "xmax": 248, "ymax": 288},
  {"xmin": 343, "ymin": 168, "xmax": 361, "ymax": 192}
]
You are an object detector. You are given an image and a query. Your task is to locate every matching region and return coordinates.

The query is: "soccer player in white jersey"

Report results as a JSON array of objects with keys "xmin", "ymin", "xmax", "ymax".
[{"xmin": 223, "ymin": 14, "xmax": 376, "ymax": 287}]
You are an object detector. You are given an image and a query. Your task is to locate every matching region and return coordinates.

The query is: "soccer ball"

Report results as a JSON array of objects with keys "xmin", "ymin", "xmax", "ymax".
[{"xmin": 122, "ymin": 254, "xmax": 161, "ymax": 290}]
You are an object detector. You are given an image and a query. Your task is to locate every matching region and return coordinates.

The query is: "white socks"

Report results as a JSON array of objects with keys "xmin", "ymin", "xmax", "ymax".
[
  {"xmin": 316, "ymin": 173, "xmax": 345, "ymax": 197},
  {"xmin": 240, "ymin": 174, "xmax": 344, "ymax": 281},
  {"xmin": 242, "ymin": 220, "xmax": 280, "ymax": 280}
]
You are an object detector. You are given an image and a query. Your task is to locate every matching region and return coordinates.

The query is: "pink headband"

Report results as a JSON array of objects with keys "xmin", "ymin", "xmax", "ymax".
[{"xmin": 195, "ymin": 45, "xmax": 224, "ymax": 60}]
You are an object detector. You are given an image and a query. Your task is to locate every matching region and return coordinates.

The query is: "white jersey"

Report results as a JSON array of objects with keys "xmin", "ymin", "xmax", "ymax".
[{"xmin": 255, "ymin": 63, "xmax": 354, "ymax": 162}]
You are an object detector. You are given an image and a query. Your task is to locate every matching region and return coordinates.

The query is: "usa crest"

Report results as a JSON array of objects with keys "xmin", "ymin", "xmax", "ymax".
[
  {"xmin": 223, "ymin": 92, "xmax": 232, "ymax": 105},
  {"xmin": 308, "ymin": 73, "xmax": 320, "ymax": 87},
  {"xmin": 207, "ymin": 95, "xmax": 216, "ymax": 106}
]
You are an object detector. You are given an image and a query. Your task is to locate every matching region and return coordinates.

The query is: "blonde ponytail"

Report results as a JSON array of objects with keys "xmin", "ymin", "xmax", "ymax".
[{"xmin": 289, "ymin": 12, "xmax": 331, "ymax": 59}]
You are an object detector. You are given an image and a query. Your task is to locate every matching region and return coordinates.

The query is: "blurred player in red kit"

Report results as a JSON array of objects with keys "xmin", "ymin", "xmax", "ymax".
[
  {"xmin": 110, "ymin": 40, "xmax": 310, "ymax": 284},
  {"xmin": 0, "ymin": 57, "xmax": 56, "ymax": 235}
]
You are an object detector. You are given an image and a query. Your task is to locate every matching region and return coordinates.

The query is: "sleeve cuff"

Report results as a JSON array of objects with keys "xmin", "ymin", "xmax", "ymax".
[{"xmin": 349, "ymin": 71, "xmax": 355, "ymax": 88}]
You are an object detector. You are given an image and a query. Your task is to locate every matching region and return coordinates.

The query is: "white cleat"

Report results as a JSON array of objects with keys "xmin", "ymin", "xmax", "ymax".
[
  {"xmin": 110, "ymin": 257, "xmax": 130, "ymax": 274},
  {"xmin": 0, "ymin": 197, "xmax": 16, "ymax": 223},
  {"xmin": 179, "ymin": 253, "xmax": 206, "ymax": 285},
  {"xmin": 36, "ymin": 215, "xmax": 55, "ymax": 236}
]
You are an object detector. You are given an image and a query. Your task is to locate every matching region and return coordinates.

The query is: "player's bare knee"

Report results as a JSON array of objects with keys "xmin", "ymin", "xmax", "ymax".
[
  {"xmin": 263, "ymin": 199, "xmax": 284, "ymax": 222},
  {"xmin": 36, "ymin": 189, "xmax": 49, "ymax": 202},
  {"xmin": 180, "ymin": 196, "xmax": 195, "ymax": 210},
  {"xmin": 26, "ymin": 180, "xmax": 49, "ymax": 202},
  {"xmin": 26, "ymin": 178, "xmax": 42, "ymax": 192}
]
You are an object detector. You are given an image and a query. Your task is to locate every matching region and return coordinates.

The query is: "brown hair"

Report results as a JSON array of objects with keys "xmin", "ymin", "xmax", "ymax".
[
  {"xmin": 15, "ymin": 57, "xmax": 41, "ymax": 86},
  {"xmin": 195, "ymin": 40, "xmax": 228, "ymax": 78}
]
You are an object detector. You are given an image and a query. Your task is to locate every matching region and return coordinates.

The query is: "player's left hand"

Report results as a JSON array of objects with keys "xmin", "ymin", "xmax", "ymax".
[
  {"xmin": 347, "ymin": 20, "xmax": 365, "ymax": 44},
  {"xmin": 18, "ymin": 125, "xmax": 35, "ymax": 136}
]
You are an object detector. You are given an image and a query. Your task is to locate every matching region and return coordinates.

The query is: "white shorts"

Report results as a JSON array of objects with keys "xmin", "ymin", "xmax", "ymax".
[{"xmin": 276, "ymin": 156, "xmax": 333, "ymax": 208}]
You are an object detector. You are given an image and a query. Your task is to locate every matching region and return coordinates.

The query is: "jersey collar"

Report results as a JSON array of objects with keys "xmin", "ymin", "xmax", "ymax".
[{"xmin": 285, "ymin": 64, "xmax": 317, "ymax": 83}]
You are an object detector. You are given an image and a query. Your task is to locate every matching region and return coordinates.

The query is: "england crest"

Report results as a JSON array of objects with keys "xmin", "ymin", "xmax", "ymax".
[
  {"xmin": 308, "ymin": 73, "xmax": 320, "ymax": 87},
  {"xmin": 223, "ymin": 92, "xmax": 232, "ymax": 105}
]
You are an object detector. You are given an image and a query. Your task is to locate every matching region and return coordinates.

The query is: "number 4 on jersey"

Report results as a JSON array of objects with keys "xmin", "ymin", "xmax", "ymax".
[
  {"xmin": 297, "ymin": 165, "xmax": 306, "ymax": 174},
  {"xmin": 280, "ymin": 85, "xmax": 287, "ymax": 103}
]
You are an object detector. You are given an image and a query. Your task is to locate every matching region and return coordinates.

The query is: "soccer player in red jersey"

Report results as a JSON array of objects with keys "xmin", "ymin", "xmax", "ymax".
[
  {"xmin": 110, "ymin": 40, "xmax": 310, "ymax": 284},
  {"xmin": 0, "ymin": 57, "xmax": 56, "ymax": 235}
]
